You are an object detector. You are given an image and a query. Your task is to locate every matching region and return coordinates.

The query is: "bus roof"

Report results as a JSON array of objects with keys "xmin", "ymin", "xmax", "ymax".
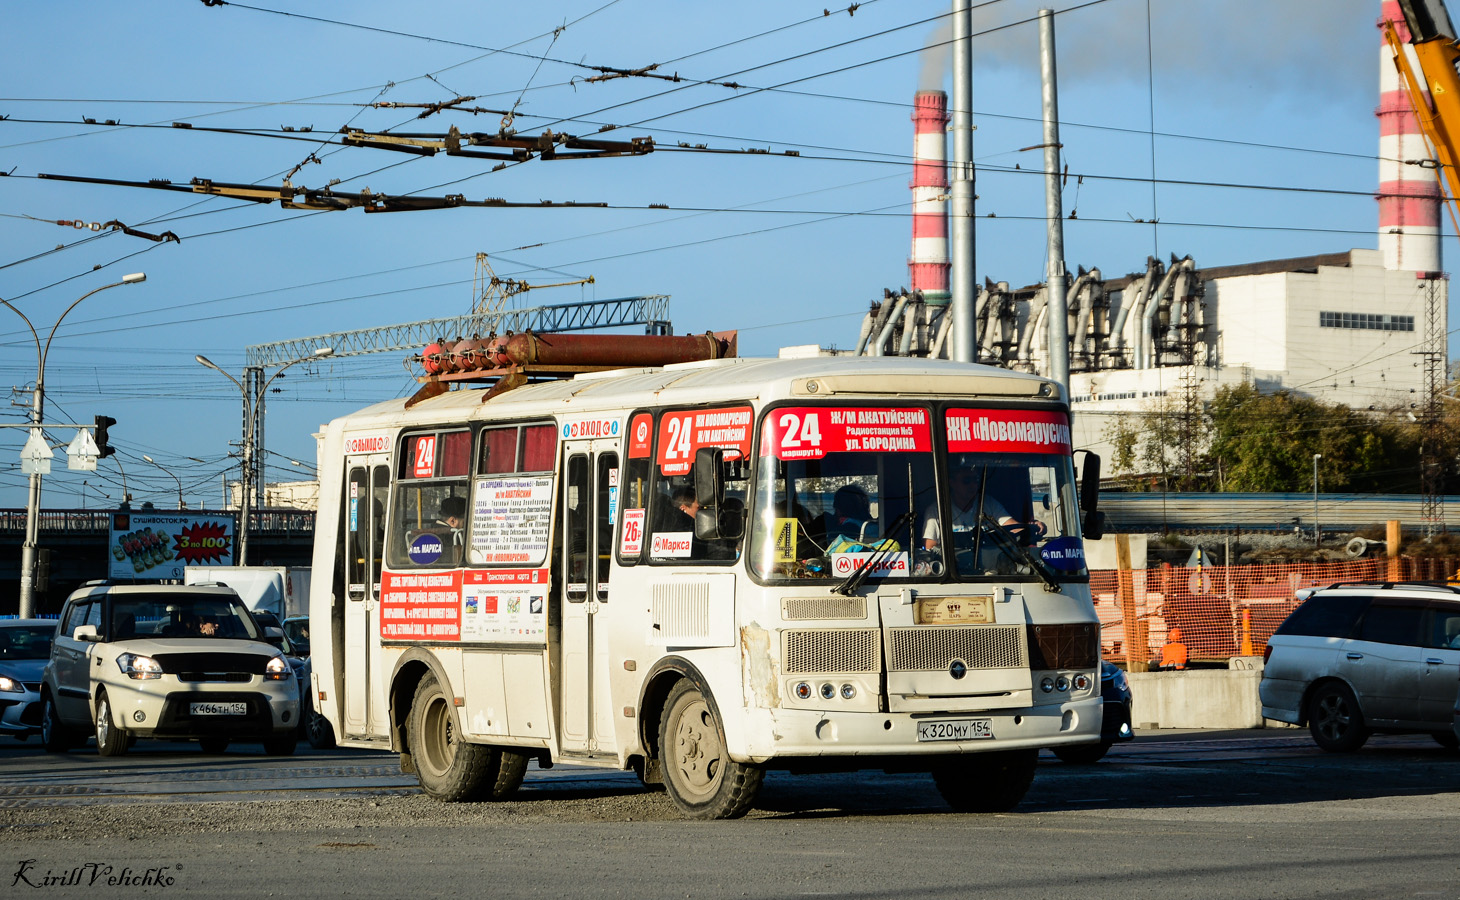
[{"xmin": 326, "ymin": 355, "xmax": 1062, "ymax": 431}]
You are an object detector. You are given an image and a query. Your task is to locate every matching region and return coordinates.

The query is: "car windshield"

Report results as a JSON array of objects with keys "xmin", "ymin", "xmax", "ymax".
[
  {"xmin": 282, "ymin": 619, "xmax": 310, "ymax": 655},
  {"xmin": 0, "ymin": 625, "xmax": 56, "ymax": 660},
  {"xmin": 109, "ymin": 593, "xmax": 259, "ymax": 641}
]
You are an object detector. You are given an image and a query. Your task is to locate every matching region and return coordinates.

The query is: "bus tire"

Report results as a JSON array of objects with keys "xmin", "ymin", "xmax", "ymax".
[
  {"xmin": 658, "ymin": 680, "xmax": 762, "ymax": 820},
  {"xmin": 477, "ymin": 749, "xmax": 529, "ymax": 801},
  {"xmin": 933, "ymin": 749, "xmax": 1038, "ymax": 813},
  {"xmin": 408, "ymin": 673, "xmax": 495, "ymax": 802}
]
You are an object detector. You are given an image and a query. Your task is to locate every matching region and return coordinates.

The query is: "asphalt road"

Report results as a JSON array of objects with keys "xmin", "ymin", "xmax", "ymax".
[{"xmin": 0, "ymin": 729, "xmax": 1457, "ymax": 899}]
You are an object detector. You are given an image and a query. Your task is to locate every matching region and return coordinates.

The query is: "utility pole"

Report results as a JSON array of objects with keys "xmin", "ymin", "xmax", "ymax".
[
  {"xmin": 1038, "ymin": 8, "xmax": 1069, "ymax": 391},
  {"xmin": 949, "ymin": 0, "xmax": 976, "ymax": 362}
]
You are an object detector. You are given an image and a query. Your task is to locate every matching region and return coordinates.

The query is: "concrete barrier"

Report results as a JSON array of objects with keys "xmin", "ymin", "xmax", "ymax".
[{"xmin": 1128, "ymin": 657, "xmax": 1269, "ymax": 729}]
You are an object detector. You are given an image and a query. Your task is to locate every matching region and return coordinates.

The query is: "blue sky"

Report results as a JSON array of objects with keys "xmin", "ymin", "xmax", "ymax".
[{"xmin": 0, "ymin": 0, "xmax": 1412, "ymax": 509}]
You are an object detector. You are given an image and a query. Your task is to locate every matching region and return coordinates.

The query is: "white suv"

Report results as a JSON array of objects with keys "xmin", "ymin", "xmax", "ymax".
[
  {"xmin": 40, "ymin": 583, "xmax": 301, "ymax": 756},
  {"xmin": 1260, "ymin": 581, "xmax": 1460, "ymax": 752}
]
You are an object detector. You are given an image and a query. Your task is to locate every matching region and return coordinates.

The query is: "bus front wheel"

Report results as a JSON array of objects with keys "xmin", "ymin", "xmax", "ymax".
[
  {"xmin": 933, "ymin": 749, "xmax": 1038, "ymax": 812},
  {"xmin": 658, "ymin": 680, "xmax": 762, "ymax": 820}
]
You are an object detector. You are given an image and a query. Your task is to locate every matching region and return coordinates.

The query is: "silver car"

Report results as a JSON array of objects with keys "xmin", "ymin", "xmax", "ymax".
[
  {"xmin": 0, "ymin": 619, "xmax": 58, "ymax": 739},
  {"xmin": 1260, "ymin": 581, "xmax": 1460, "ymax": 752},
  {"xmin": 41, "ymin": 583, "xmax": 300, "ymax": 757}
]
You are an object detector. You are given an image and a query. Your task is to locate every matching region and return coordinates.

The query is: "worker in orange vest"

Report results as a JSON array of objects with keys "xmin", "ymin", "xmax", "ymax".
[{"xmin": 1160, "ymin": 627, "xmax": 1189, "ymax": 670}]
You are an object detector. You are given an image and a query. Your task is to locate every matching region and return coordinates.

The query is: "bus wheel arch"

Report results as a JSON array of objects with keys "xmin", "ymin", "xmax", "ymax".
[
  {"xmin": 636, "ymin": 656, "xmax": 717, "ymax": 777},
  {"xmin": 389, "ymin": 650, "xmax": 453, "ymax": 772}
]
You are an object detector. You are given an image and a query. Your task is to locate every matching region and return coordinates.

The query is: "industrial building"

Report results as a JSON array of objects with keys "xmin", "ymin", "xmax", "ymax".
[{"xmin": 859, "ymin": 1, "xmax": 1447, "ymax": 464}]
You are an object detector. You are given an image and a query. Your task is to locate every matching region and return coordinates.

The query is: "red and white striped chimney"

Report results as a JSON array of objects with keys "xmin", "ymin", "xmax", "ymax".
[
  {"xmin": 910, "ymin": 90, "xmax": 951, "ymax": 305},
  {"xmin": 1378, "ymin": 0, "xmax": 1442, "ymax": 272}
]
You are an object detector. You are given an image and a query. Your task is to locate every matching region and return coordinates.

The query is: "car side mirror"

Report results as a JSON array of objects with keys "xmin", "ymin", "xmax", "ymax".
[
  {"xmin": 73, "ymin": 625, "xmax": 100, "ymax": 642},
  {"xmin": 263, "ymin": 625, "xmax": 285, "ymax": 648}
]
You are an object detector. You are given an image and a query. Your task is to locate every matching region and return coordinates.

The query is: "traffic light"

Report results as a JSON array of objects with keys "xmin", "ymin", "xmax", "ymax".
[{"xmin": 95, "ymin": 415, "xmax": 116, "ymax": 458}]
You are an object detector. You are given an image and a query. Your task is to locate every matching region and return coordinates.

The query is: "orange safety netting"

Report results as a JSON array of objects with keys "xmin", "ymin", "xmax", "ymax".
[{"xmin": 1089, "ymin": 556, "xmax": 1460, "ymax": 667}]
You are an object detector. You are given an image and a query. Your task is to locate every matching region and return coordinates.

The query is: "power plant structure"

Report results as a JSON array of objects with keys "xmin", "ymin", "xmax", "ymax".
[{"xmin": 856, "ymin": 2, "xmax": 1447, "ymax": 466}]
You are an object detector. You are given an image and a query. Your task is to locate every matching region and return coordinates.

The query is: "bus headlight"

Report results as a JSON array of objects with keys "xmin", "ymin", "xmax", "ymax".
[
  {"xmin": 1056, "ymin": 675, "xmax": 1070, "ymax": 692},
  {"xmin": 1040, "ymin": 677, "xmax": 1055, "ymax": 693},
  {"xmin": 819, "ymin": 683, "xmax": 836, "ymax": 700},
  {"xmin": 794, "ymin": 682, "xmax": 812, "ymax": 700},
  {"xmin": 1073, "ymin": 673, "xmax": 1092, "ymax": 692},
  {"xmin": 840, "ymin": 683, "xmax": 856, "ymax": 700}
]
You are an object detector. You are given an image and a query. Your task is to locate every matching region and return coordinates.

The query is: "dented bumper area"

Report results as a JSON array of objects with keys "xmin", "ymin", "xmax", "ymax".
[{"xmin": 732, "ymin": 696, "xmax": 1102, "ymax": 764}]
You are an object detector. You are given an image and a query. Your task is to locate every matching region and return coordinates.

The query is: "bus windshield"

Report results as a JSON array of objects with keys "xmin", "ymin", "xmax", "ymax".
[{"xmin": 749, "ymin": 405, "xmax": 1088, "ymax": 583}]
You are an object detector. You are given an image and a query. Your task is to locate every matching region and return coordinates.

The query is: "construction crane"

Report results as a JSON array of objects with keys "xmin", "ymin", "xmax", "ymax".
[{"xmin": 473, "ymin": 253, "xmax": 595, "ymax": 316}]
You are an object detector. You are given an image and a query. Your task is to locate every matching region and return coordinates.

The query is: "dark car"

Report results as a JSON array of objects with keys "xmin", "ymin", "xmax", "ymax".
[
  {"xmin": 0, "ymin": 619, "xmax": 59, "ymax": 740},
  {"xmin": 278, "ymin": 615, "xmax": 333, "ymax": 749},
  {"xmin": 1052, "ymin": 660, "xmax": 1135, "ymax": 763}
]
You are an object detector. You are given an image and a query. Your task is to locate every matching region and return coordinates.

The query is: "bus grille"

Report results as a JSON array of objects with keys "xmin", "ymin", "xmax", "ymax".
[
  {"xmin": 887, "ymin": 625, "xmax": 1026, "ymax": 672},
  {"xmin": 1026, "ymin": 623, "xmax": 1099, "ymax": 669},
  {"xmin": 781, "ymin": 596, "xmax": 867, "ymax": 621},
  {"xmin": 782, "ymin": 629, "xmax": 880, "ymax": 674}
]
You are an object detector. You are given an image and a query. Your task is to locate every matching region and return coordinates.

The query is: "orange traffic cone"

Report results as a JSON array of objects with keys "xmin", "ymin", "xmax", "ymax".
[{"xmin": 1240, "ymin": 608, "xmax": 1254, "ymax": 657}]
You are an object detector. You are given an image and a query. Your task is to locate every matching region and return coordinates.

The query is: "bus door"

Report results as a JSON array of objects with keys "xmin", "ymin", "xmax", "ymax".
[
  {"xmin": 343, "ymin": 455, "xmax": 389, "ymax": 737},
  {"xmin": 558, "ymin": 441, "xmax": 619, "ymax": 755}
]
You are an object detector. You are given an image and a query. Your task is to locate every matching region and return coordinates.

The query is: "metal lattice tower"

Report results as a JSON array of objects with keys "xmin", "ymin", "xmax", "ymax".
[{"xmin": 1418, "ymin": 272, "xmax": 1448, "ymax": 537}]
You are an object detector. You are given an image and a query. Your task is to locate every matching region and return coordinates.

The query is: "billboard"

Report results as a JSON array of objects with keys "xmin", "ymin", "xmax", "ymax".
[{"xmin": 107, "ymin": 510, "xmax": 237, "ymax": 581}]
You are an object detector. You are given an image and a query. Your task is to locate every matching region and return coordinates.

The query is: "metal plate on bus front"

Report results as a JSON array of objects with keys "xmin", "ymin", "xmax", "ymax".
[{"xmin": 914, "ymin": 595, "xmax": 993, "ymax": 625}]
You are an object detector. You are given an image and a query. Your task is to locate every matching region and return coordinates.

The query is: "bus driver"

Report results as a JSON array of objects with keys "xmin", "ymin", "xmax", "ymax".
[{"xmin": 922, "ymin": 464, "xmax": 1042, "ymax": 551}]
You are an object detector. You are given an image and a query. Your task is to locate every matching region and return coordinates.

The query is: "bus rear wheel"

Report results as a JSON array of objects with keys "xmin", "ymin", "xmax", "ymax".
[
  {"xmin": 658, "ymin": 680, "xmax": 762, "ymax": 820},
  {"xmin": 409, "ymin": 674, "xmax": 525, "ymax": 802},
  {"xmin": 933, "ymin": 749, "xmax": 1038, "ymax": 812}
]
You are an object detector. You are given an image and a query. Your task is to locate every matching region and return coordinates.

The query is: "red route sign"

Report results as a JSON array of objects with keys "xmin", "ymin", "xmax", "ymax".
[
  {"xmin": 760, "ymin": 407, "xmax": 932, "ymax": 460},
  {"xmin": 945, "ymin": 409, "xmax": 1071, "ymax": 455},
  {"xmin": 656, "ymin": 406, "xmax": 752, "ymax": 475}
]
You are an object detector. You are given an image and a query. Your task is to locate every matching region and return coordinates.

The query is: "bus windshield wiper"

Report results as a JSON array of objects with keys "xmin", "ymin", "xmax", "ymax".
[
  {"xmin": 831, "ymin": 511, "xmax": 914, "ymax": 596},
  {"xmin": 978, "ymin": 514, "xmax": 1061, "ymax": 592}
]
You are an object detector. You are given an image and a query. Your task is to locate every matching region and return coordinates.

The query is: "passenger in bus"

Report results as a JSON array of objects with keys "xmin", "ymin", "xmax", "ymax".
[
  {"xmin": 826, "ymin": 485, "xmax": 872, "ymax": 541},
  {"xmin": 671, "ymin": 486, "xmax": 700, "ymax": 528},
  {"xmin": 436, "ymin": 496, "xmax": 467, "ymax": 563}
]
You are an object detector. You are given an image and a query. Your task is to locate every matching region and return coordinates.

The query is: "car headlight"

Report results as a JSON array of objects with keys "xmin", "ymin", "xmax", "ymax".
[
  {"xmin": 264, "ymin": 655, "xmax": 292, "ymax": 681},
  {"xmin": 116, "ymin": 653, "xmax": 163, "ymax": 680},
  {"xmin": 0, "ymin": 675, "xmax": 24, "ymax": 693},
  {"xmin": 1110, "ymin": 668, "xmax": 1129, "ymax": 692}
]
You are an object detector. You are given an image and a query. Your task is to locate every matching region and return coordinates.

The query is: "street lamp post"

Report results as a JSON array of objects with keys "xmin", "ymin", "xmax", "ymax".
[
  {"xmin": 142, "ymin": 455, "xmax": 185, "ymax": 509},
  {"xmin": 1313, "ymin": 453, "xmax": 1323, "ymax": 548},
  {"xmin": 195, "ymin": 347, "xmax": 333, "ymax": 565},
  {"xmin": 1, "ymin": 273, "xmax": 146, "ymax": 617}
]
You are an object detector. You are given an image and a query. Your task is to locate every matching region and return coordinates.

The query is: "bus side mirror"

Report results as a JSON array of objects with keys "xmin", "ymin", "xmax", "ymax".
[
  {"xmin": 693, "ymin": 446, "xmax": 725, "ymax": 510},
  {"xmin": 1079, "ymin": 452, "xmax": 1104, "ymax": 541}
]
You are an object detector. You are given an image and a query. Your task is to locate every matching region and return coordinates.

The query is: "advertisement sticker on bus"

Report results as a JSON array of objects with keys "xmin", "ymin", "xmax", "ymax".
[
  {"xmin": 830, "ymin": 551, "xmax": 910, "ymax": 578},
  {"xmin": 760, "ymin": 407, "xmax": 932, "ymax": 460},
  {"xmin": 460, "ymin": 568, "xmax": 548, "ymax": 643},
  {"xmin": 650, "ymin": 531, "xmax": 694, "ymax": 558},
  {"xmin": 380, "ymin": 570, "xmax": 462, "ymax": 641},
  {"xmin": 944, "ymin": 409, "xmax": 1071, "ymax": 455},
  {"xmin": 656, "ymin": 406, "xmax": 753, "ymax": 475}
]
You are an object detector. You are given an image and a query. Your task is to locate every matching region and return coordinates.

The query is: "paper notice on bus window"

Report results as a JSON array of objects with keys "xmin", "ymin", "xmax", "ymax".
[
  {"xmin": 944, "ymin": 409, "xmax": 1071, "ymax": 455},
  {"xmin": 380, "ymin": 570, "xmax": 462, "ymax": 641},
  {"xmin": 460, "ymin": 568, "xmax": 548, "ymax": 643},
  {"xmin": 650, "ymin": 531, "xmax": 694, "ymax": 558},
  {"xmin": 469, "ymin": 475, "xmax": 553, "ymax": 566},
  {"xmin": 760, "ymin": 407, "xmax": 932, "ymax": 460},
  {"xmin": 830, "ymin": 552, "xmax": 910, "ymax": 578},
  {"xmin": 621, "ymin": 508, "xmax": 646, "ymax": 556}
]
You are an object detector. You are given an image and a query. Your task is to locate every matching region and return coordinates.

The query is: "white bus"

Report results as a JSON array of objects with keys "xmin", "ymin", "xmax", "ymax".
[{"xmin": 309, "ymin": 354, "xmax": 1106, "ymax": 819}]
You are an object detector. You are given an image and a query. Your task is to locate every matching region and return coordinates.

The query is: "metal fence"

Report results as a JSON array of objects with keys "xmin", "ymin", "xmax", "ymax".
[{"xmin": 1092, "ymin": 557, "xmax": 1458, "ymax": 665}]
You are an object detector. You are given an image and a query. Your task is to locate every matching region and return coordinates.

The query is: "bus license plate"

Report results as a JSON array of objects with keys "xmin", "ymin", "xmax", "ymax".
[
  {"xmin": 190, "ymin": 702, "xmax": 246, "ymax": 716},
  {"xmin": 917, "ymin": 718, "xmax": 994, "ymax": 742}
]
